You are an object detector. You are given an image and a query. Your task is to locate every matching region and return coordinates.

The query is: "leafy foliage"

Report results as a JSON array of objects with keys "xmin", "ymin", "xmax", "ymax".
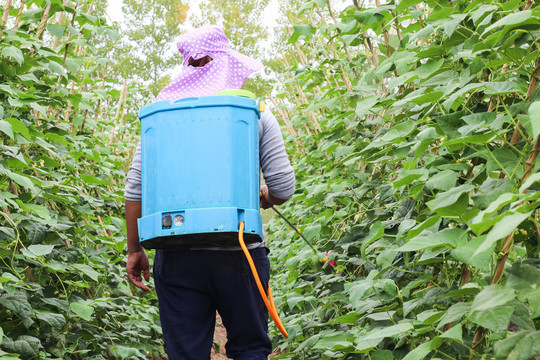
[
  {"xmin": 266, "ymin": 0, "xmax": 540, "ymax": 359},
  {"xmin": 0, "ymin": 1, "xmax": 163, "ymax": 358}
]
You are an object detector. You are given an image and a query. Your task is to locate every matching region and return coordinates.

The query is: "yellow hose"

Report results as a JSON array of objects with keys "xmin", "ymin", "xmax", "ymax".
[{"xmin": 238, "ymin": 222, "xmax": 289, "ymax": 338}]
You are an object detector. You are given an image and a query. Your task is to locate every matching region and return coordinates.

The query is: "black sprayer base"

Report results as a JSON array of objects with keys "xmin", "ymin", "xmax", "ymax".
[{"xmin": 140, "ymin": 232, "xmax": 262, "ymax": 250}]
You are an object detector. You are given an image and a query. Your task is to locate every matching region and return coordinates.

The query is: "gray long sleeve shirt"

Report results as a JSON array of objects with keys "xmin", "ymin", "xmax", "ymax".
[{"xmin": 124, "ymin": 109, "xmax": 295, "ymax": 249}]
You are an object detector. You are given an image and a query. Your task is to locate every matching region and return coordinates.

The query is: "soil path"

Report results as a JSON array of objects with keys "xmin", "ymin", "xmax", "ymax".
[
  {"xmin": 211, "ymin": 313, "xmax": 228, "ymax": 359},
  {"xmin": 210, "ymin": 313, "xmax": 282, "ymax": 359}
]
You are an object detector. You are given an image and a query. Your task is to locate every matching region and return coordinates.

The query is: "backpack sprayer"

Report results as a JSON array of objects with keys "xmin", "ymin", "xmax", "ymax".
[{"xmin": 137, "ymin": 90, "xmax": 288, "ymax": 338}]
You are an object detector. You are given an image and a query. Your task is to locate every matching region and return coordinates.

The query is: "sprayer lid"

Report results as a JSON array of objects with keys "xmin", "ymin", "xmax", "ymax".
[{"xmin": 215, "ymin": 89, "xmax": 257, "ymax": 100}]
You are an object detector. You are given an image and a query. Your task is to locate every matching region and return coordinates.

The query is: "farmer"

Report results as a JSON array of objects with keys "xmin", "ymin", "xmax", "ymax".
[{"xmin": 124, "ymin": 25, "xmax": 295, "ymax": 360}]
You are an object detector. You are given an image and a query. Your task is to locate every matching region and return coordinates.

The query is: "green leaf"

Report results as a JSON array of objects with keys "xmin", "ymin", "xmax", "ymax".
[
  {"xmin": 506, "ymin": 263, "xmax": 540, "ymax": 318},
  {"xmin": 438, "ymin": 324, "xmax": 463, "ymax": 343},
  {"xmin": 451, "ymin": 235, "xmax": 495, "ymax": 271},
  {"xmin": 520, "ymin": 172, "xmax": 540, "ymax": 193},
  {"xmin": 105, "ymin": 28, "xmax": 120, "ymax": 42},
  {"xmin": 472, "ymin": 178, "xmax": 514, "ymax": 211},
  {"xmin": 355, "ymin": 96, "xmax": 378, "ymax": 118},
  {"xmin": 47, "ymin": 24, "xmax": 66, "ymax": 38},
  {"xmin": 361, "ymin": 222, "xmax": 385, "ymax": 261},
  {"xmin": 407, "ymin": 216, "xmax": 440, "ymax": 239},
  {"xmin": 0, "ymin": 120, "xmax": 14, "ymax": 139},
  {"xmin": 288, "ymin": 24, "xmax": 316, "ymax": 43},
  {"xmin": 1, "ymin": 336, "xmax": 41, "ymax": 358},
  {"xmin": 313, "ymin": 332, "xmax": 354, "ymax": 350},
  {"xmin": 13, "ymin": 73, "xmax": 37, "ymax": 84},
  {"xmin": 484, "ymin": 81, "xmax": 523, "ymax": 95},
  {"xmin": 1, "ymin": 46, "xmax": 24, "ymax": 65},
  {"xmin": 468, "ymin": 306, "xmax": 514, "ymax": 331},
  {"xmin": 0, "ymin": 292, "xmax": 34, "ymax": 328},
  {"xmin": 36, "ymin": 313, "xmax": 66, "ymax": 330},
  {"xmin": 303, "ymin": 224, "xmax": 321, "ymax": 241},
  {"xmin": 5, "ymin": 118, "xmax": 30, "ymax": 140},
  {"xmin": 30, "ymin": 102, "xmax": 48, "ymax": 118},
  {"xmin": 70, "ymin": 302, "xmax": 94, "ymax": 321},
  {"xmin": 482, "ymin": 10, "xmax": 532, "ymax": 36},
  {"xmin": 485, "ymin": 148, "xmax": 521, "ymax": 175},
  {"xmin": 425, "ymin": 170, "xmax": 458, "ymax": 191},
  {"xmin": 402, "ymin": 341, "xmax": 432, "ymax": 360},
  {"xmin": 2, "ymin": 170, "xmax": 37, "ymax": 193},
  {"xmin": 393, "ymin": 169, "xmax": 428, "ymax": 188},
  {"xmin": 494, "ymin": 331, "xmax": 540, "ymax": 360},
  {"xmin": 528, "ymin": 101, "xmax": 540, "ymax": 139},
  {"xmin": 485, "ymin": 211, "xmax": 533, "ymax": 244},
  {"xmin": 354, "ymin": 10, "xmax": 385, "ymax": 26},
  {"xmin": 410, "ymin": 91, "xmax": 444, "ymax": 105},
  {"xmin": 398, "ymin": 228, "xmax": 466, "ymax": 252},
  {"xmin": 21, "ymin": 245, "xmax": 54, "ymax": 258},
  {"xmin": 395, "ymin": 0, "xmax": 423, "ymax": 12},
  {"xmin": 427, "ymin": 184, "xmax": 474, "ymax": 216},
  {"xmin": 371, "ymin": 350, "xmax": 394, "ymax": 360},
  {"xmin": 438, "ymin": 302, "xmax": 471, "ymax": 328},
  {"xmin": 17, "ymin": 202, "xmax": 52, "ymax": 220},
  {"xmin": 470, "ymin": 285, "xmax": 515, "ymax": 312},
  {"xmin": 381, "ymin": 121, "xmax": 416, "ymax": 142},
  {"xmin": 293, "ymin": 24, "xmax": 315, "ymax": 37},
  {"xmin": 71, "ymin": 264, "xmax": 100, "ymax": 281},
  {"xmin": 65, "ymin": 58, "xmax": 84, "ymax": 73},
  {"xmin": 48, "ymin": 61, "xmax": 67, "ymax": 78},
  {"xmin": 111, "ymin": 346, "xmax": 142, "ymax": 359},
  {"xmin": 356, "ymin": 323, "xmax": 414, "ymax": 351}
]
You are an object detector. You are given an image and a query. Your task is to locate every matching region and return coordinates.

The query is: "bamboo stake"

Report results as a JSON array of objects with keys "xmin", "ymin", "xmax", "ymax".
[
  {"xmin": 109, "ymin": 79, "xmax": 128, "ymax": 144},
  {"xmin": 118, "ymin": 85, "xmax": 129, "ymax": 127},
  {"xmin": 523, "ymin": 135, "xmax": 540, "ymax": 181},
  {"xmin": 270, "ymin": 96, "xmax": 306, "ymax": 155},
  {"xmin": 36, "ymin": 2, "xmax": 52, "ymax": 40},
  {"xmin": 13, "ymin": 0, "xmax": 25, "ymax": 30},
  {"xmin": 325, "ymin": 0, "xmax": 359, "ymax": 81},
  {"xmin": 471, "ymin": 73, "xmax": 540, "ymax": 353},
  {"xmin": 507, "ymin": 58, "xmax": 540, "ymax": 148},
  {"xmin": 392, "ymin": 12, "xmax": 402, "ymax": 41},
  {"xmin": 63, "ymin": 79, "xmax": 76, "ymax": 123},
  {"xmin": 286, "ymin": 27, "xmax": 308, "ymax": 65},
  {"xmin": 294, "ymin": 83, "xmax": 322, "ymax": 133},
  {"xmin": 314, "ymin": 5, "xmax": 354, "ymax": 91},
  {"xmin": 0, "ymin": 0, "xmax": 12, "ymax": 28},
  {"xmin": 374, "ymin": 0, "xmax": 392, "ymax": 57},
  {"xmin": 52, "ymin": 0, "xmax": 69, "ymax": 50},
  {"xmin": 269, "ymin": 95, "xmax": 295, "ymax": 135},
  {"xmin": 100, "ymin": 98, "xmax": 112, "ymax": 139}
]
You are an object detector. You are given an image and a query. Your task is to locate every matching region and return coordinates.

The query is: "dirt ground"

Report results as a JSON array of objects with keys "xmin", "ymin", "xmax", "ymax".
[
  {"xmin": 211, "ymin": 313, "xmax": 229, "ymax": 359},
  {"xmin": 210, "ymin": 313, "xmax": 283, "ymax": 359}
]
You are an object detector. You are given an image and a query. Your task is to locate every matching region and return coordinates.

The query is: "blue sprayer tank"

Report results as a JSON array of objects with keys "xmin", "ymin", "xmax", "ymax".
[{"xmin": 137, "ymin": 94, "xmax": 264, "ymax": 249}]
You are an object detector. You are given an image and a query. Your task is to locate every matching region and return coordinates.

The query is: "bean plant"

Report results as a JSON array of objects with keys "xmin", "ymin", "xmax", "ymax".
[
  {"xmin": 267, "ymin": 0, "xmax": 540, "ymax": 359},
  {"xmin": 0, "ymin": 0, "xmax": 163, "ymax": 358}
]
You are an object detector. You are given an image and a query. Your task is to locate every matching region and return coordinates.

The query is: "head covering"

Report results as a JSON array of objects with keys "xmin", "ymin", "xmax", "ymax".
[{"xmin": 155, "ymin": 25, "xmax": 263, "ymax": 102}]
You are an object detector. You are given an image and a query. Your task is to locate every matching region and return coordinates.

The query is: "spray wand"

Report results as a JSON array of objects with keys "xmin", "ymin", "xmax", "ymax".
[{"xmin": 270, "ymin": 206, "xmax": 318, "ymax": 254}]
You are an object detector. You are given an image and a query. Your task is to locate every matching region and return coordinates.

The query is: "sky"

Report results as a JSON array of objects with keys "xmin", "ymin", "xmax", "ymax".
[{"xmin": 106, "ymin": 0, "xmax": 280, "ymax": 31}]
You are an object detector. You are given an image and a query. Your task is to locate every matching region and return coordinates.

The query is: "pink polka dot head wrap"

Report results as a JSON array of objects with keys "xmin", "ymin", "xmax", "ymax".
[{"xmin": 155, "ymin": 25, "xmax": 263, "ymax": 102}]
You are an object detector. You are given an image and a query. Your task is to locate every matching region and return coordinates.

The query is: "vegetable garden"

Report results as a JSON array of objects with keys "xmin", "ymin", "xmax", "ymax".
[
  {"xmin": 0, "ymin": 0, "xmax": 539, "ymax": 359},
  {"xmin": 268, "ymin": 0, "xmax": 540, "ymax": 358},
  {"xmin": 0, "ymin": 0, "xmax": 160, "ymax": 358}
]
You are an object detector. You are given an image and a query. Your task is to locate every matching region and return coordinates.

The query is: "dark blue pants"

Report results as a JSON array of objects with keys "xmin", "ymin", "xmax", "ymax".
[{"xmin": 153, "ymin": 248, "xmax": 272, "ymax": 360}]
